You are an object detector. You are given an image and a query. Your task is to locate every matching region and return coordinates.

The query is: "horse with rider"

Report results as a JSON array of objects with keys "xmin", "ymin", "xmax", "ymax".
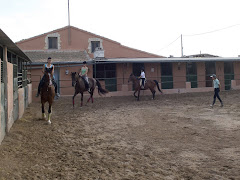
[
  {"xmin": 71, "ymin": 61, "xmax": 109, "ymax": 107},
  {"xmin": 128, "ymin": 68, "xmax": 163, "ymax": 100}
]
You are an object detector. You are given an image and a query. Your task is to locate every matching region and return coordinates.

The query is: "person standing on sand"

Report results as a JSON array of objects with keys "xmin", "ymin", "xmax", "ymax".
[{"xmin": 210, "ymin": 74, "xmax": 223, "ymax": 107}]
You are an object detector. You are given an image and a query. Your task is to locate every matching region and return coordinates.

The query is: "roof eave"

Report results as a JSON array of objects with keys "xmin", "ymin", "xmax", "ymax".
[{"xmin": 0, "ymin": 29, "xmax": 31, "ymax": 62}]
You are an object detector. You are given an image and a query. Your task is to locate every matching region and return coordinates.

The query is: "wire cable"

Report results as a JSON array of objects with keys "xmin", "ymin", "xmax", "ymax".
[
  {"xmin": 183, "ymin": 24, "xmax": 240, "ymax": 37},
  {"xmin": 159, "ymin": 35, "xmax": 181, "ymax": 51}
]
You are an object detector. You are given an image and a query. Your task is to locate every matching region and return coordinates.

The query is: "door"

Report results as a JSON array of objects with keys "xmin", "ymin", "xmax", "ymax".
[
  {"xmin": 161, "ymin": 63, "xmax": 173, "ymax": 89},
  {"xmin": 205, "ymin": 62, "xmax": 216, "ymax": 87},
  {"xmin": 104, "ymin": 63, "xmax": 117, "ymax": 92},
  {"xmin": 54, "ymin": 67, "xmax": 60, "ymax": 94},
  {"xmin": 132, "ymin": 63, "xmax": 144, "ymax": 90},
  {"xmin": 132, "ymin": 63, "xmax": 144, "ymax": 77},
  {"xmin": 186, "ymin": 62, "xmax": 197, "ymax": 88},
  {"xmin": 224, "ymin": 62, "xmax": 234, "ymax": 90}
]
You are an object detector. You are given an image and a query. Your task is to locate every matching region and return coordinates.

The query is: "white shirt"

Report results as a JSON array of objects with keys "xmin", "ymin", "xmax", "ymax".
[{"xmin": 140, "ymin": 71, "xmax": 145, "ymax": 78}]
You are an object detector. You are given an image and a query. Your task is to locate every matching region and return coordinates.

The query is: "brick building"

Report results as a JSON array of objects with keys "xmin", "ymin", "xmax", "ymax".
[{"xmin": 16, "ymin": 26, "xmax": 240, "ymax": 100}]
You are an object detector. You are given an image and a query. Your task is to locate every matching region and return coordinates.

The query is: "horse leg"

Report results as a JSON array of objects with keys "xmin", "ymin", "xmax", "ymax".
[
  {"xmin": 72, "ymin": 92, "xmax": 78, "ymax": 108},
  {"xmin": 87, "ymin": 94, "xmax": 91, "ymax": 103},
  {"xmin": 137, "ymin": 89, "xmax": 140, "ymax": 101},
  {"xmin": 81, "ymin": 92, "xmax": 83, "ymax": 107},
  {"xmin": 134, "ymin": 90, "xmax": 138, "ymax": 98},
  {"xmin": 151, "ymin": 88, "xmax": 156, "ymax": 99},
  {"xmin": 91, "ymin": 91, "xmax": 94, "ymax": 103},
  {"xmin": 47, "ymin": 103, "xmax": 52, "ymax": 124},
  {"xmin": 87, "ymin": 90, "xmax": 94, "ymax": 104},
  {"xmin": 42, "ymin": 103, "xmax": 46, "ymax": 120}
]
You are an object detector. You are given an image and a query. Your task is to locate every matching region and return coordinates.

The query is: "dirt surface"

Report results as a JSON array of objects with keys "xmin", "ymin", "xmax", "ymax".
[{"xmin": 0, "ymin": 90, "xmax": 240, "ymax": 180}]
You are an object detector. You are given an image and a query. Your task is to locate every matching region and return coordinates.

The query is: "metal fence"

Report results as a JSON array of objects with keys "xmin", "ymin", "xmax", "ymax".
[{"xmin": 31, "ymin": 73, "xmax": 238, "ymax": 94}]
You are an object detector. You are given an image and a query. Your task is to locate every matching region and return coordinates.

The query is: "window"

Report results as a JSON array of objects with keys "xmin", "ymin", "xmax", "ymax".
[
  {"xmin": 161, "ymin": 63, "xmax": 173, "ymax": 89},
  {"xmin": 93, "ymin": 63, "xmax": 116, "ymax": 79},
  {"xmin": 48, "ymin": 37, "xmax": 58, "ymax": 49},
  {"xmin": 132, "ymin": 63, "xmax": 144, "ymax": 77},
  {"xmin": 7, "ymin": 51, "xmax": 12, "ymax": 63},
  {"xmin": 186, "ymin": 62, "xmax": 197, "ymax": 75},
  {"xmin": 161, "ymin": 63, "xmax": 172, "ymax": 76},
  {"xmin": 93, "ymin": 63, "xmax": 117, "ymax": 91},
  {"xmin": 91, "ymin": 41, "xmax": 100, "ymax": 53}
]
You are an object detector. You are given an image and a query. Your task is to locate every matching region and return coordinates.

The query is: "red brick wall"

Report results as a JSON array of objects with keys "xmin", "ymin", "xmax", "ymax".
[
  {"xmin": 173, "ymin": 62, "xmax": 186, "ymax": 89},
  {"xmin": 17, "ymin": 27, "xmax": 162, "ymax": 59}
]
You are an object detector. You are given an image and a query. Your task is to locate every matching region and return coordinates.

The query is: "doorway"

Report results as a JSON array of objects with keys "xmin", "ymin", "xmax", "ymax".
[
  {"xmin": 205, "ymin": 62, "xmax": 216, "ymax": 87},
  {"xmin": 161, "ymin": 63, "xmax": 173, "ymax": 89},
  {"xmin": 224, "ymin": 62, "xmax": 234, "ymax": 90}
]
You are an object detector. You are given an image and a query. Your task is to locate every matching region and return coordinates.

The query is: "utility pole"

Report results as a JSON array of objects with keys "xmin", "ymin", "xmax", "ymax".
[
  {"xmin": 68, "ymin": 0, "xmax": 71, "ymax": 45},
  {"xmin": 68, "ymin": 0, "xmax": 70, "ymax": 26},
  {"xmin": 181, "ymin": 34, "xmax": 183, "ymax": 57}
]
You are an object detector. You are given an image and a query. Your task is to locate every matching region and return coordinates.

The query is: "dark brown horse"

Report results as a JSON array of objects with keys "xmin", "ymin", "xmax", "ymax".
[
  {"xmin": 128, "ymin": 73, "xmax": 163, "ymax": 100},
  {"xmin": 71, "ymin": 72, "xmax": 108, "ymax": 107},
  {"xmin": 41, "ymin": 72, "xmax": 55, "ymax": 124}
]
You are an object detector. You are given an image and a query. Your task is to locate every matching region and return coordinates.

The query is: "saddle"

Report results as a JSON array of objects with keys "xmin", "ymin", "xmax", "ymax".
[
  {"xmin": 139, "ymin": 78, "xmax": 147, "ymax": 89},
  {"xmin": 81, "ymin": 76, "xmax": 90, "ymax": 90}
]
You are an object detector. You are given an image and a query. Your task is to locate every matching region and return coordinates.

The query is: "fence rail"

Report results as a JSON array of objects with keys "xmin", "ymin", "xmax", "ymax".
[{"xmin": 30, "ymin": 73, "xmax": 239, "ymax": 92}]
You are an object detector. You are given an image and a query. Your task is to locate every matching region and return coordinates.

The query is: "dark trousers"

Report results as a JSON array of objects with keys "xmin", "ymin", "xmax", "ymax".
[
  {"xmin": 141, "ymin": 78, "xmax": 145, "ymax": 87},
  {"xmin": 37, "ymin": 78, "xmax": 58, "ymax": 94},
  {"xmin": 213, "ymin": 88, "xmax": 222, "ymax": 105}
]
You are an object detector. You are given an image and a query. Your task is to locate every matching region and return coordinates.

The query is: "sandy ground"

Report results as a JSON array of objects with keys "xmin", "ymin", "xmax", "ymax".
[{"xmin": 0, "ymin": 90, "xmax": 240, "ymax": 180}]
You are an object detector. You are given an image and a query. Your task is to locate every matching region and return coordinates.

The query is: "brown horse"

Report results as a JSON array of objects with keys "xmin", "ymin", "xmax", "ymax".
[
  {"xmin": 41, "ymin": 72, "xmax": 55, "ymax": 124},
  {"xmin": 128, "ymin": 73, "xmax": 163, "ymax": 100},
  {"xmin": 71, "ymin": 72, "xmax": 108, "ymax": 107}
]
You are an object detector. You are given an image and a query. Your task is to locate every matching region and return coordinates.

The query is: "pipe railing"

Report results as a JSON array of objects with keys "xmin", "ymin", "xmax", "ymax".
[{"xmin": 30, "ymin": 73, "xmax": 239, "ymax": 92}]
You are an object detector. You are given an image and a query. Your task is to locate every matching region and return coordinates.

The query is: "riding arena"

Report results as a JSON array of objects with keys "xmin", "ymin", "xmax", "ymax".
[{"xmin": 1, "ymin": 27, "xmax": 240, "ymax": 179}]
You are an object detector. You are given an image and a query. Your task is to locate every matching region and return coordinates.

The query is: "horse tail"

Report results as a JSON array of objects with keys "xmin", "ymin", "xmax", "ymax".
[
  {"xmin": 153, "ymin": 80, "xmax": 163, "ymax": 93},
  {"xmin": 96, "ymin": 79, "xmax": 109, "ymax": 95}
]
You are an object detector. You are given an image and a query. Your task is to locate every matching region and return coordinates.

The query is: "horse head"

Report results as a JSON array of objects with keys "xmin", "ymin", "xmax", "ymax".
[
  {"xmin": 71, "ymin": 72, "xmax": 77, "ymax": 87},
  {"xmin": 44, "ymin": 72, "xmax": 53, "ymax": 87},
  {"xmin": 128, "ymin": 73, "xmax": 135, "ymax": 83}
]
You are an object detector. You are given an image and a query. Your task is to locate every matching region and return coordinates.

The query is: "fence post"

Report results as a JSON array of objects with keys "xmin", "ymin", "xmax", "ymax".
[{"xmin": 231, "ymin": 80, "xmax": 236, "ymax": 90}]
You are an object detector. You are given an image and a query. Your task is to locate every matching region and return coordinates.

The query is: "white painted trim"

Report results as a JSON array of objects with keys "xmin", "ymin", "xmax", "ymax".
[
  {"xmin": 88, "ymin": 38, "xmax": 103, "ymax": 53},
  {"xmin": 44, "ymin": 33, "xmax": 61, "ymax": 50}
]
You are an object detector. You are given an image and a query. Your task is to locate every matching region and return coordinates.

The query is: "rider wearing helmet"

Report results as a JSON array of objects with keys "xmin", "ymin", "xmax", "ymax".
[
  {"xmin": 79, "ymin": 61, "xmax": 90, "ymax": 92},
  {"xmin": 36, "ymin": 57, "xmax": 60, "ymax": 98}
]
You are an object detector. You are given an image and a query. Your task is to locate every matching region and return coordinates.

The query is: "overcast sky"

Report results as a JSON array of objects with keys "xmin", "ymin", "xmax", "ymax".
[{"xmin": 1, "ymin": 0, "xmax": 240, "ymax": 57}]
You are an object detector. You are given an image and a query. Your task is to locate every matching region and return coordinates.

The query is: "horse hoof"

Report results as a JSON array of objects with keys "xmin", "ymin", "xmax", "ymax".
[
  {"xmin": 42, "ymin": 113, "xmax": 46, "ymax": 120},
  {"xmin": 47, "ymin": 120, "xmax": 51, "ymax": 124}
]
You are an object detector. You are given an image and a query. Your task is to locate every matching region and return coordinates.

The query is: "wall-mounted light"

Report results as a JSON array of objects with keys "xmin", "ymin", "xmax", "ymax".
[
  {"xmin": 178, "ymin": 62, "xmax": 181, "ymax": 70},
  {"xmin": 65, "ymin": 69, "xmax": 69, "ymax": 75}
]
